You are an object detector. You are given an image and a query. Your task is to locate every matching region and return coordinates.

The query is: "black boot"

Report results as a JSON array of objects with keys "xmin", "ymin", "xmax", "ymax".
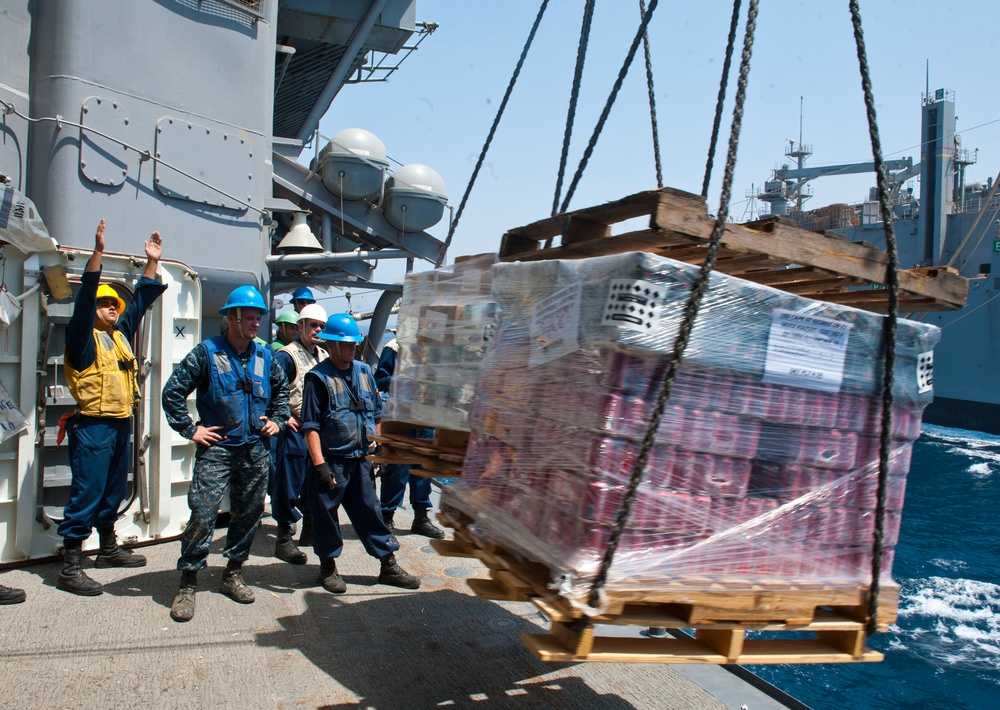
[
  {"xmin": 170, "ymin": 571, "xmax": 197, "ymax": 622},
  {"xmin": 411, "ymin": 508, "xmax": 445, "ymax": 539},
  {"xmin": 275, "ymin": 523, "xmax": 307, "ymax": 565},
  {"xmin": 317, "ymin": 558, "xmax": 347, "ymax": 594},
  {"xmin": 57, "ymin": 540, "xmax": 103, "ymax": 596},
  {"xmin": 298, "ymin": 516, "xmax": 313, "ymax": 547},
  {"xmin": 378, "ymin": 553, "xmax": 420, "ymax": 589},
  {"xmin": 0, "ymin": 583, "xmax": 26, "ymax": 605},
  {"xmin": 219, "ymin": 560, "xmax": 255, "ymax": 604},
  {"xmin": 94, "ymin": 527, "xmax": 147, "ymax": 568}
]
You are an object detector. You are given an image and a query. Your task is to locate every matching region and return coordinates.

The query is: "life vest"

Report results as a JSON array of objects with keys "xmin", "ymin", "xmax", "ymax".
[
  {"xmin": 279, "ymin": 339, "xmax": 328, "ymax": 420},
  {"xmin": 64, "ymin": 328, "xmax": 138, "ymax": 418},
  {"xmin": 308, "ymin": 359, "xmax": 378, "ymax": 458},
  {"xmin": 197, "ymin": 336, "xmax": 272, "ymax": 446}
]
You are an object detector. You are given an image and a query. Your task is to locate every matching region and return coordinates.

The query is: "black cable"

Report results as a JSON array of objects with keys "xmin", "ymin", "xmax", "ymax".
[
  {"xmin": 702, "ymin": 0, "xmax": 742, "ymax": 198},
  {"xmin": 548, "ymin": 0, "xmax": 597, "ymax": 249},
  {"xmin": 559, "ymin": 0, "xmax": 661, "ymax": 215},
  {"xmin": 639, "ymin": 0, "xmax": 663, "ymax": 189},
  {"xmin": 849, "ymin": 0, "xmax": 899, "ymax": 639},
  {"xmin": 586, "ymin": 0, "xmax": 759, "ymax": 610},
  {"xmin": 442, "ymin": 0, "xmax": 551, "ymax": 264}
]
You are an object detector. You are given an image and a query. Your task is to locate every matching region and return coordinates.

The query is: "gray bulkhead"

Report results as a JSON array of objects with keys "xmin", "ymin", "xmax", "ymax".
[{"xmin": 26, "ymin": 0, "xmax": 278, "ymax": 313}]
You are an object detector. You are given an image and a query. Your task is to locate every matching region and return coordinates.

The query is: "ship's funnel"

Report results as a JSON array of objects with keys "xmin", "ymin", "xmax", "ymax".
[
  {"xmin": 383, "ymin": 163, "xmax": 447, "ymax": 232},
  {"xmin": 319, "ymin": 128, "xmax": 389, "ymax": 201},
  {"xmin": 276, "ymin": 211, "xmax": 323, "ymax": 253}
]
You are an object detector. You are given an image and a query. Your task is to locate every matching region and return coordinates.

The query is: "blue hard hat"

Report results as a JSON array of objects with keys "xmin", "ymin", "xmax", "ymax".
[
  {"xmin": 291, "ymin": 286, "xmax": 316, "ymax": 302},
  {"xmin": 219, "ymin": 285, "xmax": 267, "ymax": 314},
  {"xmin": 319, "ymin": 313, "xmax": 364, "ymax": 342}
]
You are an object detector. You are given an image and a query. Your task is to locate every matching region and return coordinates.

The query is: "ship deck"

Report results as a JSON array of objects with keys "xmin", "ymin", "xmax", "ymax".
[{"xmin": 0, "ymin": 498, "xmax": 795, "ymax": 709}]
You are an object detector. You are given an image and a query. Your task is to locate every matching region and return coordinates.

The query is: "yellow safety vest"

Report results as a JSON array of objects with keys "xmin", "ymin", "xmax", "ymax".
[
  {"xmin": 64, "ymin": 329, "xmax": 138, "ymax": 418},
  {"xmin": 279, "ymin": 339, "xmax": 328, "ymax": 420}
]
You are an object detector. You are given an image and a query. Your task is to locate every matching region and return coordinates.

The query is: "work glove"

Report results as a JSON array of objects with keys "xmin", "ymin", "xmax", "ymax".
[
  {"xmin": 313, "ymin": 462, "xmax": 337, "ymax": 491},
  {"xmin": 367, "ymin": 440, "xmax": 383, "ymax": 458}
]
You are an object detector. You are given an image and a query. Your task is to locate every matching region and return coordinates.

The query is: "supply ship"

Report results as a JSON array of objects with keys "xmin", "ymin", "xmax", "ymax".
[{"xmin": 751, "ymin": 89, "xmax": 1000, "ymax": 433}]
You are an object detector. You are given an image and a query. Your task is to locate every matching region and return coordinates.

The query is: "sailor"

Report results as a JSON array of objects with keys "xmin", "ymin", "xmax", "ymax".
[
  {"xmin": 302, "ymin": 313, "xmax": 420, "ymax": 593},
  {"xmin": 271, "ymin": 303, "xmax": 329, "ymax": 564},
  {"xmin": 271, "ymin": 310, "xmax": 299, "ymax": 351},
  {"xmin": 375, "ymin": 336, "xmax": 445, "ymax": 539},
  {"xmin": 161, "ymin": 285, "xmax": 290, "ymax": 622},
  {"xmin": 57, "ymin": 219, "xmax": 167, "ymax": 596},
  {"xmin": 290, "ymin": 285, "xmax": 316, "ymax": 313}
]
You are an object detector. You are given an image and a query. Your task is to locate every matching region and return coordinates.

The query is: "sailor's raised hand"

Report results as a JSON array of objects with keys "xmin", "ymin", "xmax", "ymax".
[
  {"xmin": 145, "ymin": 231, "xmax": 162, "ymax": 262},
  {"xmin": 94, "ymin": 219, "xmax": 106, "ymax": 253}
]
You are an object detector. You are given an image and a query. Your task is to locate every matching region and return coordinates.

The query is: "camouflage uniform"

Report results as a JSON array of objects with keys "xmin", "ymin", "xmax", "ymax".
[{"xmin": 162, "ymin": 343, "xmax": 289, "ymax": 571}]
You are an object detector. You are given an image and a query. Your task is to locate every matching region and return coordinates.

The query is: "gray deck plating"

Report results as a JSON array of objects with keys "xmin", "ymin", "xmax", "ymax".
[{"xmin": 0, "ymin": 503, "xmax": 792, "ymax": 709}]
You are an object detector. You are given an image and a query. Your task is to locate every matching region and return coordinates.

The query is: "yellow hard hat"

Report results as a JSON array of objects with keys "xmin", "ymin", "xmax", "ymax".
[{"xmin": 96, "ymin": 284, "xmax": 126, "ymax": 313}]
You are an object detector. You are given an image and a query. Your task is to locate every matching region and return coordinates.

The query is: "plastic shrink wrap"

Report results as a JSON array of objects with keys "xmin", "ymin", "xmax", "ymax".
[
  {"xmin": 447, "ymin": 251, "xmax": 939, "ymax": 598},
  {"xmin": 385, "ymin": 254, "xmax": 498, "ymax": 431}
]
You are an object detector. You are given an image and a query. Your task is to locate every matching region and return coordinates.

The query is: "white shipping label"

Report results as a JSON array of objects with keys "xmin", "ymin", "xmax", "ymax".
[
  {"xmin": 762, "ymin": 309, "xmax": 853, "ymax": 393},
  {"xmin": 530, "ymin": 283, "xmax": 581, "ymax": 366},
  {"xmin": 917, "ymin": 351, "xmax": 934, "ymax": 394},
  {"xmin": 602, "ymin": 279, "xmax": 665, "ymax": 332}
]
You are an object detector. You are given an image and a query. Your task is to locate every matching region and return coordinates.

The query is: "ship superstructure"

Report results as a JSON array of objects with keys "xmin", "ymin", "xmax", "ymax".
[{"xmin": 753, "ymin": 90, "xmax": 1000, "ymax": 433}]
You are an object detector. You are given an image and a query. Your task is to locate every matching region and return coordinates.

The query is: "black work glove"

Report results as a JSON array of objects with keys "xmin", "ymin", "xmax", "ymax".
[{"xmin": 313, "ymin": 462, "xmax": 337, "ymax": 491}]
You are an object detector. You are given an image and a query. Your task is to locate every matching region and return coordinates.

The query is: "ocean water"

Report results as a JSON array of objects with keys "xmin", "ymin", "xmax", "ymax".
[{"xmin": 749, "ymin": 424, "xmax": 1000, "ymax": 709}]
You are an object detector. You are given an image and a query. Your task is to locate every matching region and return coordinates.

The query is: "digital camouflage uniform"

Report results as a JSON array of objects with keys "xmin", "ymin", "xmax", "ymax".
[{"xmin": 162, "ymin": 340, "xmax": 289, "ymax": 571}]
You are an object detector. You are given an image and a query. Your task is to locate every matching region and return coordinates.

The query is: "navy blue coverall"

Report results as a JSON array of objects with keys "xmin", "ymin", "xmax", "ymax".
[{"xmin": 301, "ymin": 359, "xmax": 397, "ymax": 562}]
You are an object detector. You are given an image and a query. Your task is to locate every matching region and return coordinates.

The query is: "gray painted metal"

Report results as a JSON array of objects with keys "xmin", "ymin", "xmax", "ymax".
[
  {"xmin": 272, "ymin": 152, "xmax": 445, "ymax": 263},
  {"xmin": 921, "ymin": 95, "xmax": 955, "ymax": 263},
  {"xmin": 365, "ymin": 287, "xmax": 404, "ymax": 366},
  {"xmin": 26, "ymin": 0, "xmax": 277, "ymax": 313},
  {"xmin": 294, "ymin": 0, "xmax": 394, "ymax": 144},
  {"xmin": 0, "ymin": 506, "xmax": 794, "ymax": 709},
  {"xmin": 272, "ymin": 0, "xmax": 416, "ymax": 140},
  {"xmin": 0, "ymin": 0, "xmax": 31, "ymax": 190},
  {"xmin": 153, "ymin": 116, "xmax": 258, "ymax": 210},
  {"xmin": 79, "ymin": 96, "xmax": 132, "ymax": 188}
]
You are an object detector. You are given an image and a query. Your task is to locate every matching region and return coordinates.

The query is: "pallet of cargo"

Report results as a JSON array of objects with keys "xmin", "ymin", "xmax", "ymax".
[
  {"xmin": 434, "ymin": 500, "xmax": 894, "ymax": 665},
  {"xmin": 499, "ymin": 187, "xmax": 967, "ymax": 313},
  {"xmin": 369, "ymin": 420, "xmax": 468, "ymax": 478}
]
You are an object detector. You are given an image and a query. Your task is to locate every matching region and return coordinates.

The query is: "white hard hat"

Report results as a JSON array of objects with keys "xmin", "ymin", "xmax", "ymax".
[{"xmin": 297, "ymin": 303, "xmax": 328, "ymax": 324}]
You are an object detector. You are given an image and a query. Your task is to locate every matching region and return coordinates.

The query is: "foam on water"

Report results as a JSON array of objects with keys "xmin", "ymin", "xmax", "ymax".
[
  {"xmin": 967, "ymin": 462, "xmax": 992, "ymax": 476},
  {"xmin": 896, "ymin": 577, "xmax": 1000, "ymax": 674},
  {"xmin": 929, "ymin": 558, "xmax": 969, "ymax": 572},
  {"xmin": 757, "ymin": 426, "xmax": 1000, "ymax": 708},
  {"xmin": 922, "ymin": 424, "xmax": 1000, "ymax": 448}
]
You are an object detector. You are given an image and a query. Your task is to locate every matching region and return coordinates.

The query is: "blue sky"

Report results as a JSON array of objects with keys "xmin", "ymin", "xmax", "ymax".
[{"xmin": 307, "ymin": 0, "xmax": 1000, "ymax": 319}]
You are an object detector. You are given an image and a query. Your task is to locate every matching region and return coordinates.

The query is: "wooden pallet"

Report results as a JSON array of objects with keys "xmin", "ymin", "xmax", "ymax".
[
  {"xmin": 499, "ymin": 187, "xmax": 967, "ymax": 314},
  {"xmin": 370, "ymin": 420, "xmax": 468, "ymax": 478},
  {"xmin": 435, "ymin": 500, "xmax": 894, "ymax": 665}
]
